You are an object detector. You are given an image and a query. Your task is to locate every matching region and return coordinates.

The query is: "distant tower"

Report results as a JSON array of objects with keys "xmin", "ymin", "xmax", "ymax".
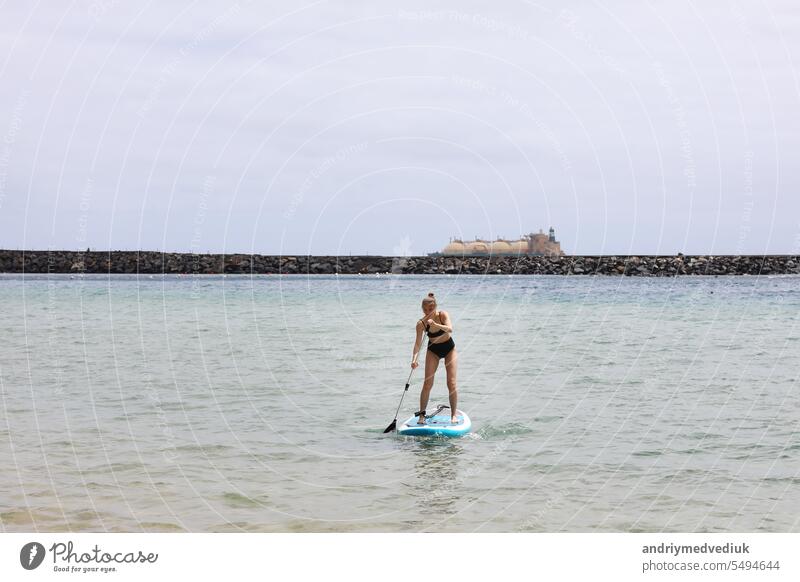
[{"xmin": 548, "ymin": 227, "xmax": 556, "ymax": 243}]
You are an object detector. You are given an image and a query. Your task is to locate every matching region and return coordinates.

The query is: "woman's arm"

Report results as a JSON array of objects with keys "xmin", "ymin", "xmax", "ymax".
[
  {"xmin": 430, "ymin": 311, "xmax": 453, "ymax": 333},
  {"xmin": 411, "ymin": 321, "xmax": 425, "ymax": 366}
]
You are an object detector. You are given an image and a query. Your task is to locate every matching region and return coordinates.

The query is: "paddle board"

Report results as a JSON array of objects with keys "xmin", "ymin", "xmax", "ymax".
[{"xmin": 397, "ymin": 407, "xmax": 471, "ymax": 437}]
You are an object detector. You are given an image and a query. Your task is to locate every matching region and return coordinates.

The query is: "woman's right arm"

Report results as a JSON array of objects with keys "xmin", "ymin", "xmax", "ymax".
[{"xmin": 411, "ymin": 321, "xmax": 424, "ymax": 368}]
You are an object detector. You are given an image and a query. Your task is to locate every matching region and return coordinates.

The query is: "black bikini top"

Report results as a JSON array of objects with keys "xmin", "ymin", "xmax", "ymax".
[{"xmin": 421, "ymin": 313, "xmax": 446, "ymax": 338}]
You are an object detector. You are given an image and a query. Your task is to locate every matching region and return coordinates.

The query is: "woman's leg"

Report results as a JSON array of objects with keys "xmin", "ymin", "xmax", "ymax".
[
  {"xmin": 419, "ymin": 351, "xmax": 440, "ymax": 424},
  {"xmin": 444, "ymin": 346, "xmax": 458, "ymax": 422}
]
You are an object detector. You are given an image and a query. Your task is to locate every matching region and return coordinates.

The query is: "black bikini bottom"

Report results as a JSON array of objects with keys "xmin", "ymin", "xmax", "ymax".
[{"xmin": 427, "ymin": 337, "xmax": 455, "ymax": 358}]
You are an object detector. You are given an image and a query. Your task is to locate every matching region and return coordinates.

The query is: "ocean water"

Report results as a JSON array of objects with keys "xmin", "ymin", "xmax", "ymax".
[{"xmin": 1, "ymin": 273, "xmax": 799, "ymax": 533}]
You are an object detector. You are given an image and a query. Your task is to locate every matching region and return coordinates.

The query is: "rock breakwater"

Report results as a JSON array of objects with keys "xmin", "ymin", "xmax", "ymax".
[{"xmin": 1, "ymin": 250, "xmax": 799, "ymax": 276}]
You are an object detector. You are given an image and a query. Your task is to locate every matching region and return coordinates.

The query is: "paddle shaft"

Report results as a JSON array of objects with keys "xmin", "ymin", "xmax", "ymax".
[
  {"xmin": 390, "ymin": 367, "xmax": 414, "ymax": 422},
  {"xmin": 387, "ymin": 330, "xmax": 429, "ymax": 428}
]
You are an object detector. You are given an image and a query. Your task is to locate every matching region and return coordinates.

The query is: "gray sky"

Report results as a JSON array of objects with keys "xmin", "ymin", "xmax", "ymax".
[{"xmin": 1, "ymin": 0, "xmax": 799, "ymax": 255}]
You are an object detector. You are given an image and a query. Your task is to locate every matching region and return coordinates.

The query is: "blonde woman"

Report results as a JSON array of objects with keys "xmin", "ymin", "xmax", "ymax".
[{"xmin": 411, "ymin": 292, "xmax": 458, "ymax": 424}]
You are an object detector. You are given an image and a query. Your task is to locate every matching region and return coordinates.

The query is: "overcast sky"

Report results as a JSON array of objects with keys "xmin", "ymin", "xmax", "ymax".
[{"xmin": 1, "ymin": 1, "xmax": 799, "ymax": 255}]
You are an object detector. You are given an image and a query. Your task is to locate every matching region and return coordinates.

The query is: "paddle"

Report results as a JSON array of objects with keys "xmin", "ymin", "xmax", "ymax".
[
  {"xmin": 383, "ymin": 318, "xmax": 431, "ymax": 433},
  {"xmin": 383, "ymin": 367, "xmax": 416, "ymax": 433}
]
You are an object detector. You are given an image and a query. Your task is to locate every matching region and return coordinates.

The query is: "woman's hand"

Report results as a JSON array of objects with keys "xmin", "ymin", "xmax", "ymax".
[{"xmin": 411, "ymin": 361, "xmax": 419, "ymax": 369}]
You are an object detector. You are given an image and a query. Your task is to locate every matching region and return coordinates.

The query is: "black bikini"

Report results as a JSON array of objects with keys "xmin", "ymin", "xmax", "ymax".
[{"xmin": 422, "ymin": 313, "xmax": 456, "ymax": 358}]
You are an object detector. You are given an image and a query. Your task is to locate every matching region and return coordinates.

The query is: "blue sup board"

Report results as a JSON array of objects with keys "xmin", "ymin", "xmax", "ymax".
[{"xmin": 397, "ymin": 407, "xmax": 471, "ymax": 437}]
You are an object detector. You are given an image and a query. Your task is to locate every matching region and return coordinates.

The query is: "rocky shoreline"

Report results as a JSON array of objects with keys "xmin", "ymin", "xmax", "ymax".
[{"xmin": 1, "ymin": 250, "xmax": 799, "ymax": 276}]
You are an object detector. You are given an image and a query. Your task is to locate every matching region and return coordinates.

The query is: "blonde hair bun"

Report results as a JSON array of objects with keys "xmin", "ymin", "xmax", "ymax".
[{"xmin": 422, "ymin": 292, "xmax": 437, "ymax": 307}]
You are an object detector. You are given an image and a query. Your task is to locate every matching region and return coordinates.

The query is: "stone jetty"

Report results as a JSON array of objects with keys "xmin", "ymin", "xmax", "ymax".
[{"xmin": 1, "ymin": 250, "xmax": 799, "ymax": 276}]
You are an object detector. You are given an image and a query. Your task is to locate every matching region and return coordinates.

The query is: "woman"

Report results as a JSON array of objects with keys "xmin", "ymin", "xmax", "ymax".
[{"xmin": 411, "ymin": 292, "xmax": 458, "ymax": 424}]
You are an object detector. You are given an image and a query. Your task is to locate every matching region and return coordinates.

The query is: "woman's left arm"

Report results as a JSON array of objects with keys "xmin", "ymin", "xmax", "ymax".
[{"xmin": 432, "ymin": 311, "xmax": 453, "ymax": 333}]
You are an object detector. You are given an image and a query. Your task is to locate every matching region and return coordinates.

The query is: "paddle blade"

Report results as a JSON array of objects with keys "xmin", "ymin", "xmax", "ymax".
[{"xmin": 383, "ymin": 419, "xmax": 397, "ymax": 433}]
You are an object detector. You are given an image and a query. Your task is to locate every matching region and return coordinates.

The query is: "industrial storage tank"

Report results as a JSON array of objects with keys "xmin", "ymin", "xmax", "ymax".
[
  {"xmin": 507, "ymin": 240, "xmax": 529, "ymax": 254},
  {"xmin": 465, "ymin": 240, "xmax": 490, "ymax": 254},
  {"xmin": 490, "ymin": 240, "xmax": 513, "ymax": 254},
  {"xmin": 435, "ymin": 228, "xmax": 564, "ymax": 256},
  {"xmin": 443, "ymin": 240, "xmax": 467, "ymax": 255}
]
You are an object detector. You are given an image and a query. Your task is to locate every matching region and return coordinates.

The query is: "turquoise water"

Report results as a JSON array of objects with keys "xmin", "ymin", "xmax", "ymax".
[{"xmin": 1, "ymin": 273, "xmax": 799, "ymax": 532}]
